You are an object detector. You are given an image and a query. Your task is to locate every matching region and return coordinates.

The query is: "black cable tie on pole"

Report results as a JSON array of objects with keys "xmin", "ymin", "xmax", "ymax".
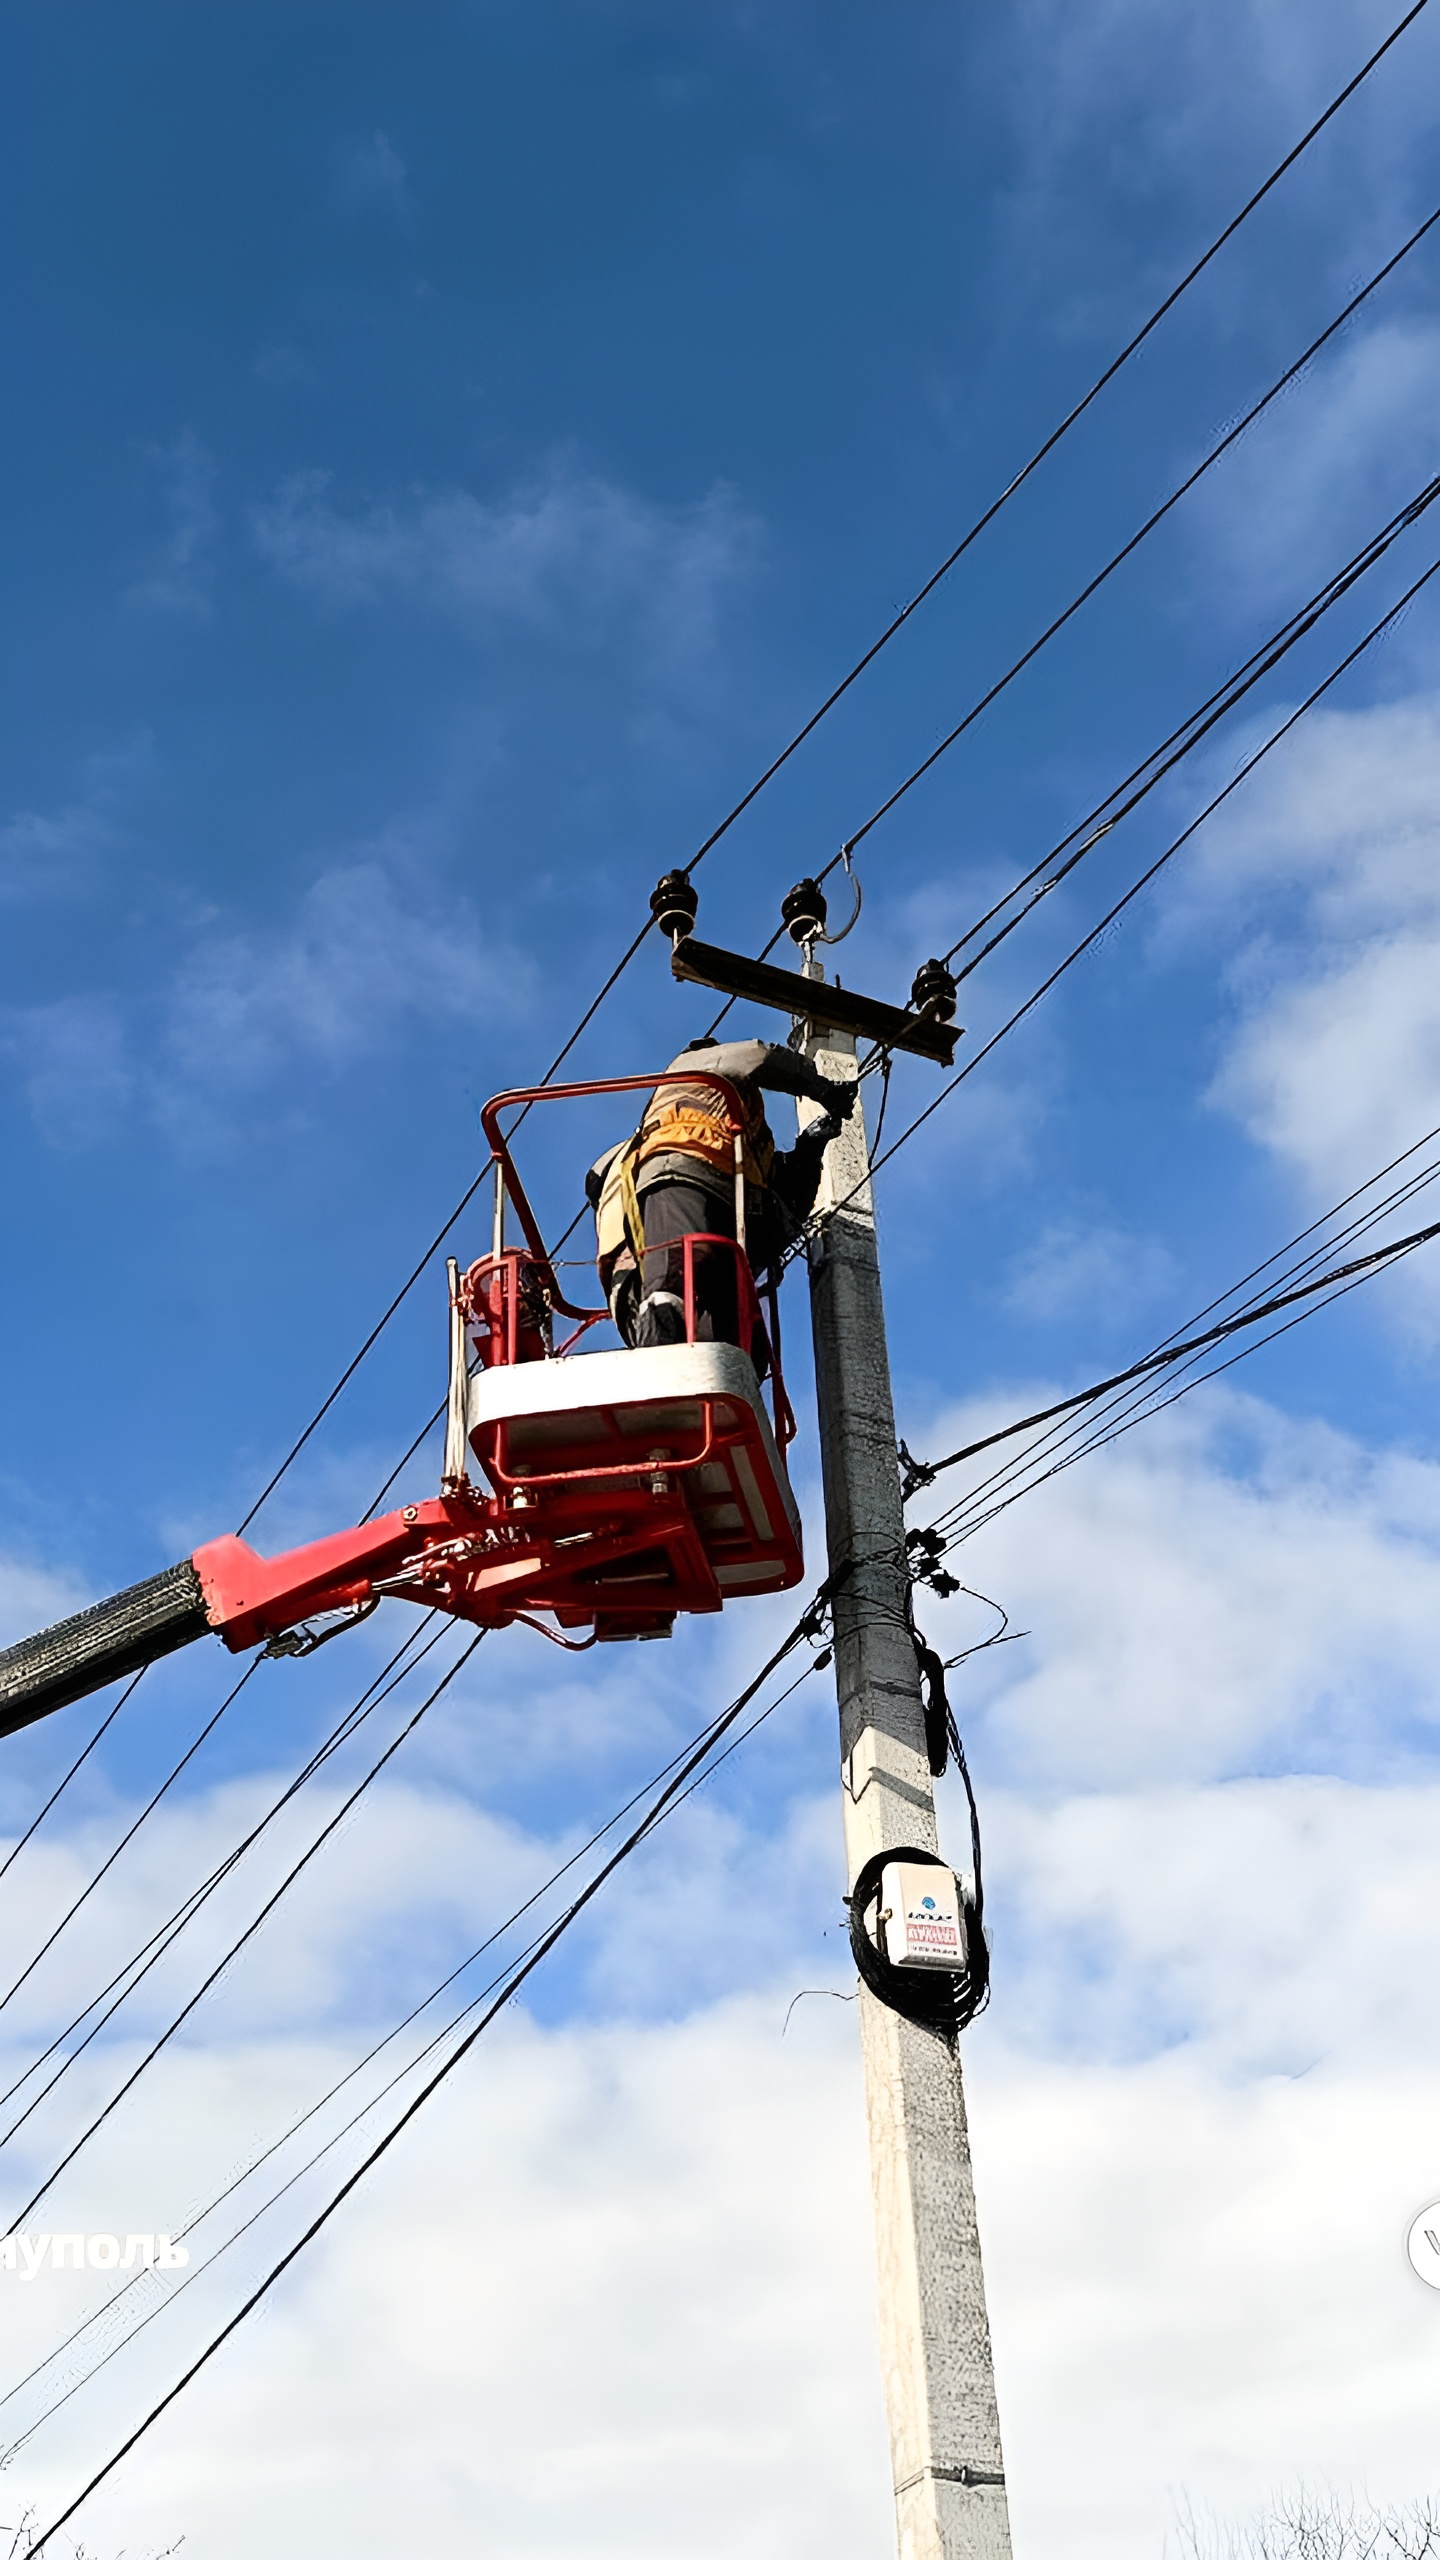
[
  {"xmin": 811, "ymin": 1556, "xmax": 856, "ymax": 1622},
  {"xmin": 904, "ymin": 1522, "xmax": 959, "ymax": 1596},
  {"xmin": 898, "ymin": 1440, "xmax": 936, "ymax": 1500}
]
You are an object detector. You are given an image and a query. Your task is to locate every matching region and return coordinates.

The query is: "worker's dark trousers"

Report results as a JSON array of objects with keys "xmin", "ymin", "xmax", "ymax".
[{"xmin": 633, "ymin": 1178, "xmax": 740, "ymax": 1350}]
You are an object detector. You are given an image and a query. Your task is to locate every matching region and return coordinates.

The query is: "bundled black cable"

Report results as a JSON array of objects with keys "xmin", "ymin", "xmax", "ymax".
[{"xmin": 845, "ymin": 1598, "xmax": 990, "ymax": 2038}]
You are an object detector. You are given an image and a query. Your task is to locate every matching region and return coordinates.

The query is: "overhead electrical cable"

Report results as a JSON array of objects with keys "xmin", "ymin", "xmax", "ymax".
[
  {"xmin": 11, "ymin": 41, "xmax": 1427, "ymax": 2387},
  {"xmin": 703, "ymin": 255, "xmax": 1440, "ymax": 1050},
  {"xmin": 932, "ymin": 1186, "xmax": 1440, "ymax": 1534},
  {"xmin": 929, "ymin": 492, "xmax": 1440, "ymax": 985},
  {"xmin": 420, "ymin": 471, "xmax": 1440, "ymax": 1478},
  {"xmin": 0, "ymin": 1616, "xmax": 447, "ymax": 2131},
  {"xmin": 2, "ymin": 1630, "xmax": 482, "ymax": 2231},
  {"xmin": 0, "ymin": 1702, "xmax": 758, "ymax": 2428},
  {"xmin": 0, "ymin": 1409, "xmax": 463, "ymax": 2091},
  {"xmin": 23, "ymin": 427, "xmax": 1433, "ymax": 2511},
  {"xmin": 222, "ymin": 9, "xmax": 1434, "ymax": 1542},
  {"xmin": 871, "ymin": 547, "xmax": 1440, "ymax": 1164},
  {"xmin": 841, "ymin": 463, "xmax": 1440, "ymax": 1035},
  {"xmin": 0, "ymin": 1676, "xmax": 142, "ymax": 1891},
  {"xmin": 1079, "ymin": 1117, "xmax": 1440, "ymax": 1377},
  {"xmin": 903, "ymin": 1216, "xmax": 1440, "ymax": 1491},
  {"xmin": 19, "ymin": 1585, "xmax": 839, "ymax": 2556},
  {"xmin": 15, "ymin": 33, "xmax": 1431, "ymax": 2527},
  {"xmin": 785, "ymin": 538, "xmax": 1440, "ymax": 1265},
  {"xmin": 670, "ymin": 0, "xmax": 1434, "ymax": 898},
  {"xmin": 935, "ymin": 1224, "xmax": 1438, "ymax": 1544},
  {"xmin": 922, "ymin": 1133, "xmax": 1440, "ymax": 1530},
  {"xmin": 0, "ymin": 1661, "xmax": 262, "ymax": 2021},
  {"xmin": 1, "ymin": 1647, "xmax": 830, "ymax": 2458},
  {"xmin": 912, "ymin": 1135, "xmax": 1440, "ymax": 1550},
  {"xmin": 930, "ymin": 1245, "xmax": 1425, "ymax": 1554},
  {"xmin": 545, "ymin": 458, "xmax": 1440, "ymax": 1264},
  {"xmin": 812, "ymin": 202, "xmax": 1440, "ymax": 874}
]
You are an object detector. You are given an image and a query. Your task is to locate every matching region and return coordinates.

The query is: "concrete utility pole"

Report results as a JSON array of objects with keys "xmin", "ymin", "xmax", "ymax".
[{"xmin": 800, "ymin": 1008, "xmax": 1012, "ymax": 2560}]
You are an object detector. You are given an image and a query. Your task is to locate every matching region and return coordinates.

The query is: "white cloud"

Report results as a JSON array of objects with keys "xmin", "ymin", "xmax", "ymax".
[
  {"xmin": 1166, "ymin": 692, "xmax": 1440, "ymax": 1330},
  {"xmin": 909, "ymin": 1384, "xmax": 1440, "ymax": 1788},
  {"xmin": 5, "ymin": 1972, "xmax": 1440, "ymax": 2560},
  {"xmin": 987, "ymin": 0, "xmax": 1437, "ymax": 345},
  {"xmin": 162, "ymin": 850, "xmax": 524, "ymax": 1099},
  {"xmin": 6, "ymin": 828, "xmax": 531, "ymax": 1154},
  {"xmin": 0, "ymin": 1556, "xmax": 91, "ymax": 1653},
  {"xmin": 0, "ymin": 2003, "xmax": 890, "ymax": 2560},
  {"xmin": 1004, "ymin": 1220, "xmax": 1178, "ymax": 1325},
  {"xmin": 0, "ymin": 742, "xmax": 150, "ymax": 907},
  {"xmin": 1190, "ymin": 323, "xmax": 1440, "ymax": 617},
  {"xmin": 988, "ymin": 1774, "xmax": 1440, "ymax": 2076},
  {"xmin": 252, "ymin": 462, "xmax": 757, "ymax": 672},
  {"xmin": 1, "ymin": 994, "xmax": 133, "ymax": 1152},
  {"xmin": 5, "ymin": 1383, "xmax": 1440, "ymax": 2551},
  {"xmin": 971, "ymin": 2045, "xmax": 1440, "ymax": 2560},
  {"xmin": 127, "ymin": 431, "xmax": 220, "ymax": 619}
]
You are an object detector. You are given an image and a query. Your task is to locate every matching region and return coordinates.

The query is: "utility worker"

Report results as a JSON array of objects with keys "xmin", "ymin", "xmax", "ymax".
[{"xmin": 587, "ymin": 1037, "xmax": 857, "ymax": 1354}]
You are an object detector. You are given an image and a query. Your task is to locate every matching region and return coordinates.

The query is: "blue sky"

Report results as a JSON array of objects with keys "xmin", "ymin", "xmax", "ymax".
[{"xmin": 6, "ymin": 3, "xmax": 1440, "ymax": 2554}]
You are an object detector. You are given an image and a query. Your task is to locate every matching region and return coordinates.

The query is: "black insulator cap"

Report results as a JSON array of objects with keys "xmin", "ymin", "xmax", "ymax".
[
  {"xmin": 781, "ymin": 877, "xmax": 828, "ymax": 945},
  {"xmin": 910, "ymin": 957, "xmax": 958, "ymax": 1021},
  {"xmin": 650, "ymin": 870, "xmax": 699, "ymax": 940}
]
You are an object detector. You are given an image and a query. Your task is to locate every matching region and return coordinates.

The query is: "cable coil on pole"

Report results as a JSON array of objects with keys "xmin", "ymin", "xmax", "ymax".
[{"xmin": 847, "ymin": 1846, "xmax": 989, "ymax": 2037}]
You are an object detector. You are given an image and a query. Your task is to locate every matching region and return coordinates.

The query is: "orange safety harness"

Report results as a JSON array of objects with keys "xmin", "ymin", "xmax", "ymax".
[{"xmin": 595, "ymin": 1079, "xmax": 777, "ymax": 1271}]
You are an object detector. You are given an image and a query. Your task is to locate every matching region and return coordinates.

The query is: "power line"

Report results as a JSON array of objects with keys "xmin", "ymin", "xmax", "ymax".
[
  {"xmin": 3, "ymin": 1629, "xmax": 481, "ymax": 2233},
  {"xmin": 791, "ymin": 537, "xmax": 1440, "ymax": 1257},
  {"xmin": 0, "ymin": 1648, "xmax": 828, "ymax": 2460},
  {"xmin": 19, "ymin": 1585, "xmax": 838, "ymax": 2557},
  {"xmin": 0, "ymin": 1661, "xmax": 261, "ymax": 2024},
  {"xmin": 679, "ymin": 0, "xmax": 1435, "ymax": 898},
  {"xmin": 0, "ymin": 1617, "xmax": 446, "ymax": 2139},
  {"xmin": 9, "ymin": 24, "xmax": 1429, "ymax": 2485},
  {"xmin": 901, "ymin": 1215, "xmax": 1440, "ymax": 1494},
  {"xmin": 0, "ymin": 1723, "xmax": 719, "ymax": 2429},
  {"xmin": 1095, "ymin": 1118, "xmax": 1440, "ymax": 1373},
  {"xmin": 375, "ymin": 479, "xmax": 1440, "ymax": 1548},
  {"xmin": 710, "ymin": 334, "xmax": 1440, "ymax": 1046},
  {"xmin": 221, "ymin": 7, "xmax": 1434, "ymax": 1543},
  {"xmin": 916, "ymin": 1135, "xmax": 1440, "ymax": 1550},
  {"xmin": 933, "ymin": 1251, "xmax": 1417, "ymax": 1555},
  {"xmin": 869, "ymin": 462, "xmax": 1440, "ymax": 1028},
  {"xmin": 921, "ymin": 475, "xmax": 1440, "ymax": 988},
  {"xmin": 12, "ymin": 28, "xmax": 1427, "ymax": 2527},
  {"xmin": 0, "ymin": 1675, "xmax": 142, "ymax": 1891},
  {"xmin": 827, "ymin": 202, "xmax": 1440, "ymax": 869},
  {"xmin": 0, "ymin": 1403, "xmax": 464, "ymax": 2058}
]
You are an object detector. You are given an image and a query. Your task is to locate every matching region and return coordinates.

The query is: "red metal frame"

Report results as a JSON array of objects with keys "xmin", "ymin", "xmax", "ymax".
[
  {"xmin": 188, "ymin": 1070, "xmax": 804, "ymax": 1658},
  {"xmin": 470, "ymin": 1073, "xmax": 794, "ymax": 1449},
  {"xmin": 476, "ymin": 1072, "xmax": 751, "ymax": 1316}
]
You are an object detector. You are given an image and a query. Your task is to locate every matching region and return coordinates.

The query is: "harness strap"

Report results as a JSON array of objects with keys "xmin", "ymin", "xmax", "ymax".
[{"xmin": 617, "ymin": 1133, "xmax": 645, "ymax": 1263}]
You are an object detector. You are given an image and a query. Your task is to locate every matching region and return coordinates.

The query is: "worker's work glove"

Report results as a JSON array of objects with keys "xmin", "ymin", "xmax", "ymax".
[
  {"xmin": 801, "ymin": 1109, "xmax": 844, "ymax": 1151},
  {"xmin": 830, "ymin": 1077, "xmax": 861, "ymax": 1117}
]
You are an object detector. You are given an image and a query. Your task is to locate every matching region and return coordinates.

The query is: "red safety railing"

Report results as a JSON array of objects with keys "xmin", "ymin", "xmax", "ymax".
[{"xmin": 464, "ymin": 1074, "xmax": 795, "ymax": 1458}]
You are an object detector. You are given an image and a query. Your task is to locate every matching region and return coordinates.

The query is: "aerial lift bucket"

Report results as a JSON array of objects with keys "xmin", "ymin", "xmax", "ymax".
[{"xmin": 0, "ymin": 1074, "xmax": 804, "ymax": 1737}]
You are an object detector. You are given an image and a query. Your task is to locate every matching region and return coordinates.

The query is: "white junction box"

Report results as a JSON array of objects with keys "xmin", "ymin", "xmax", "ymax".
[{"xmin": 877, "ymin": 1861, "xmax": 967, "ymax": 1971}]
